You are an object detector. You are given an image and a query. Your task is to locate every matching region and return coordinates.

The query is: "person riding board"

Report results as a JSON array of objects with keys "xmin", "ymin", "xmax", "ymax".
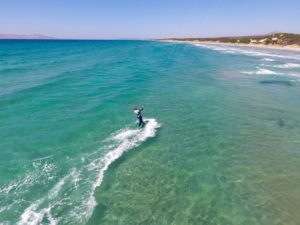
[{"xmin": 133, "ymin": 107, "xmax": 146, "ymax": 127}]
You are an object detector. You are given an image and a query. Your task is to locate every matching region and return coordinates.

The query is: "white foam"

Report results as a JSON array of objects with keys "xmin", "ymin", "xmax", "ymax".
[
  {"xmin": 256, "ymin": 69, "xmax": 279, "ymax": 75},
  {"xmin": 18, "ymin": 202, "xmax": 57, "ymax": 225},
  {"xmin": 0, "ymin": 181, "xmax": 19, "ymax": 194},
  {"xmin": 32, "ymin": 155, "xmax": 53, "ymax": 161},
  {"xmin": 289, "ymin": 73, "xmax": 300, "ymax": 78},
  {"xmin": 242, "ymin": 68, "xmax": 280, "ymax": 75},
  {"xmin": 48, "ymin": 175, "xmax": 68, "ymax": 200},
  {"xmin": 261, "ymin": 58, "xmax": 275, "ymax": 62},
  {"xmin": 18, "ymin": 197, "xmax": 47, "ymax": 225},
  {"xmin": 194, "ymin": 44, "xmax": 300, "ymax": 60},
  {"xmin": 272, "ymin": 63, "xmax": 300, "ymax": 68},
  {"xmin": 0, "ymin": 205, "xmax": 10, "ymax": 213},
  {"xmin": 16, "ymin": 119, "xmax": 160, "ymax": 224},
  {"xmin": 17, "ymin": 172, "xmax": 73, "ymax": 225},
  {"xmin": 0, "ymin": 172, "xmax": 42, "ymax": 195},
  {"xmin": 71, "ymin": 169, "xmax": 81, "ymax": 188},
  {"xmin": 241, "ymin": 68, "xmax": 300, "ymax": 79},
  {"xmin": 0, "ymin": 222, "xmax": 9, "ymax": 225},
  {"xmin": 18, "ymin": 203, "xmax": 58, "ymax": 225},
  {"xmin": 112, "ymin": 129, "xmax": 139, "ymax": 141},
  {"xmin": 85, "ymin": 118, "xmax": 160, "ymax": 219},
  {"xmin": 0, "ymin": 162, "xmax": 57, "ymax": 223}
]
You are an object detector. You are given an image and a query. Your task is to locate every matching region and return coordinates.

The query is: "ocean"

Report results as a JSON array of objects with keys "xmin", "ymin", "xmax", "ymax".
[{"xmin": 0, "ymin": 40, "xmax": 299, "ymax": 225}]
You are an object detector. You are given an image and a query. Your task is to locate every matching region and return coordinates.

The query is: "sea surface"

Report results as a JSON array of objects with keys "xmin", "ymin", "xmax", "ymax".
[{"xmin": 0, "ymin": 40, "xmax": 300, "ymax": 225}]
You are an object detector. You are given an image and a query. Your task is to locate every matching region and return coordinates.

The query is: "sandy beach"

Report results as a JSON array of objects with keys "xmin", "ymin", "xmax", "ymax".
[{"xmin": 162, "ymin": 39, "xmax": 300, "ymax": 52}]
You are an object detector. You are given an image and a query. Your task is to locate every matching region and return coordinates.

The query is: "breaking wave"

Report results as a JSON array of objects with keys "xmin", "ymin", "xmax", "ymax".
[
  {"xmin": 194, "ymin": 44, "xmax": 300, "ymax": 60},
  {"xmin": 241, "ymin": 68, "xmax": 280, "ymax": 75},
  {"xmin": 261, "ymin": 58, "xmax": 275, "ymax": 62},
  {"xmin": 272, "ymin": 63, "xmax": 300, "ymax": 68}
]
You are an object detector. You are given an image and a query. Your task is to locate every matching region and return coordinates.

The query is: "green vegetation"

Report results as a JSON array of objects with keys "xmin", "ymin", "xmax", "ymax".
[{"xmin": 164, "ymin": 33, "xmax": 300, "ymax": 46}]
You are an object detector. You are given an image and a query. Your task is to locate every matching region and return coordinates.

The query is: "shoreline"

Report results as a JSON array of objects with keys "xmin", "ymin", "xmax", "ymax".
[{"xmin": 161, "ymin": 40, "xmax": 300, "ymax": 52}]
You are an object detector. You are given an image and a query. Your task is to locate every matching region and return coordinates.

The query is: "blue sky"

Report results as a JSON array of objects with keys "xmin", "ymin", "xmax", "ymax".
[{"xmin": 1, "ymin": 0, "xmax": 299, "ymax": 39}]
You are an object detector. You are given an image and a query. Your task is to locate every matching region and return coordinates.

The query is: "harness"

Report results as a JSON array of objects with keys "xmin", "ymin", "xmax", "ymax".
[{"xmin": 134, "ymin": 110, "xmax": 142, "ymax": 118}]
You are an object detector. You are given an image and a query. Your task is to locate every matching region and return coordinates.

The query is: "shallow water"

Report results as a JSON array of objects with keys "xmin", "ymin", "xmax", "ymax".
[{"xmin": 0, "ymin": 40, "xmax": 299, "ymax": 225}]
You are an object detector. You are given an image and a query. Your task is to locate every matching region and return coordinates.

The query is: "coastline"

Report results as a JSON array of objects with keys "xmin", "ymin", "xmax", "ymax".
[{"xmin": 161, "ymin": 40, "xmax": 300, "ymax": 52}]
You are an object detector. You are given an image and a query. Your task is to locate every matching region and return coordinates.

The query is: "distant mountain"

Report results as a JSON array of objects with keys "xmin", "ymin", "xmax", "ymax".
[{"xmin": 0, "ymin": 33, "xmax": 55, "ymax": 39}]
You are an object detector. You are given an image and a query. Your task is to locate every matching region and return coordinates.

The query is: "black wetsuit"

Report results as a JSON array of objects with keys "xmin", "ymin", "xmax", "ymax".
[{"xmin": 135, "ymin": 108, "xmax": 145, "ymax": 127}]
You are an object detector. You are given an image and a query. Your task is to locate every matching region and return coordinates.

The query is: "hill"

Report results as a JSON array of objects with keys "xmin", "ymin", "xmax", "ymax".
[{"xmin": 163, "ymin": 33, "xmax": 300, "ymax": 46}]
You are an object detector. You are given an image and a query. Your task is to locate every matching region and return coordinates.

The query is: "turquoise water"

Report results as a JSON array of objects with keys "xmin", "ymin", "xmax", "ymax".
[{"xmin": 0, "ymin": 40, "xmax": 300, "ymax": 225}]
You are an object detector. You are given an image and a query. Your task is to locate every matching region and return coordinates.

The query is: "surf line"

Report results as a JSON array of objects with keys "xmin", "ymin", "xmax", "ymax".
[{"xmin": 85, "ymin": 118, "xmax": 160, "ymax": 218}]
